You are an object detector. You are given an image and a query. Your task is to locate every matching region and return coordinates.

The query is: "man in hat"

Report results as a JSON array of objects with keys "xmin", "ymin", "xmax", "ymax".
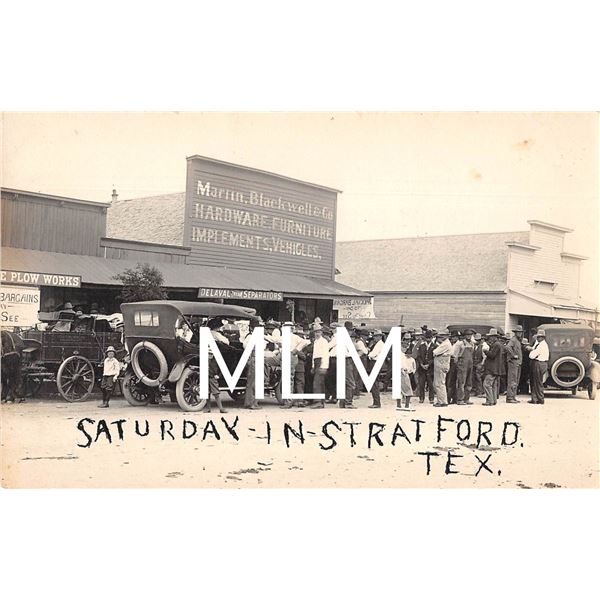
[
  {"xmin": 325, "ymin": 322, "xmax": 340, "ymax": 402},
  {"xmin": 292, "ymin": 325, "xmax": 310, "ymax": 398},
  {"xmin": 526, "ymin": 328, "xmax": 550, "ymax": 404},
  {"xmin": 403, "ymin": 332, "xmax": 418, "ymax": 392},
  {"xmin": 432, "ymin": 329, "xmax": 452, "ymax": 406},
  {"xmin": 472, "ymin": 333, "xmax": 486, "ymax": 397},
  {"xmin": 416, "ymin": 330, "xmax": 435, "ymax": 403},
  {"xmin": 310, "ymin": 324, "xmax": 329, "ymax": 408},
  {"xmin": 445, "ymin": 331, "xmax": 460, "ymax": 404},
  {"xmin": 505, "ymin": 325, "xmax": 524, "ymax": 403},
  {"xmin": 367, "ymin": 329, "xmax": 385, "ymax": 408},
  {"xmin": 483, "ymin": 328, "xmax": 503, "ymax": 405},
  {"xmin": 280, "ymin": 321, "xmax": 306, "ymax": 408},
  {"xmin": 207, "ymin": 317, "xmax": 230, "ymax": 345},
  {"xmin": 499, "ymin": 333, "xmax": 509, "ymax": 395},
  {"xmin": 353, "ymin": 329, "xmax": 369, "ymax": 397},
  {"xmin": 456, "ymin": 330, "xmax": 475, "ymax": 405}
]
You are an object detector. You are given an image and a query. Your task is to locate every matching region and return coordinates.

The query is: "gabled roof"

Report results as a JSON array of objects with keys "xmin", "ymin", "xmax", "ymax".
[
  {"xmin": 107, "ymin": 193, "xmax": 186, "ymax": 246},
  {"xmin": 335, "ymin": 231, "xmax": 530, "ymax": 292}
]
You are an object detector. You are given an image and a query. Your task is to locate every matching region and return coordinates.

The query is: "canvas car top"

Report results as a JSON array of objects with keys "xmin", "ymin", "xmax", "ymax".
[{"xmin": 120, "ymin": 300, "xmax": 256, "ymax": 319}]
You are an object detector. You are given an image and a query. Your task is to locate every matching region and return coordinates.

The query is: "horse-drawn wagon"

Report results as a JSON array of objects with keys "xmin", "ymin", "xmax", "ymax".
[{"xmin": 19, "ymin": 314, "xmax": 125, "ymax": 401}]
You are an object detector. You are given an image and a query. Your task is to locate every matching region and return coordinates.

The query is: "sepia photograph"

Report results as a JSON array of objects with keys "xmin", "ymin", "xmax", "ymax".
[{"xmin": 1, "ymin": 112, "xmax": 598, "ymax": 489}]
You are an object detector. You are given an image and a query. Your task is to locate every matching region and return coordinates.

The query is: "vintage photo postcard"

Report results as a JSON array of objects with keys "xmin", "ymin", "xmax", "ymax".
[{"xmin": 1, "ymin": 112, "xmax": 598, "ymax": 488}]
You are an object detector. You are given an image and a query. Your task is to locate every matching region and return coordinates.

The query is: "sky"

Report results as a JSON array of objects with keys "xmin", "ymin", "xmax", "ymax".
[{"xmin": 2, "ymin": 112, "xmax": 598, "ymax": 302}]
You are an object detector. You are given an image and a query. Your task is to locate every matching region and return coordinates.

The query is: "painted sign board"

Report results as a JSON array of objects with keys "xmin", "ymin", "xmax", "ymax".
[
  {"xmin": 333, "ymin": 296, "xmax": 376, "ymax": 320},
  {"xmin": 1, "ymin": 269, "xmax": 81, "ymax": 288},
  {"xmin": 0, "ymin": 285, "xmax": 41, "ymax": 327},
  {"xmin": 184, "ymin": 156, "xmax": 338, "ymax": 278},
  {"xmin": 198, "ymin": 287, "xmax": 284, "ymax": 302}
]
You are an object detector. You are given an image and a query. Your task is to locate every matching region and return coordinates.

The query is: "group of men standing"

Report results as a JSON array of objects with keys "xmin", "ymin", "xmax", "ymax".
[
  {"xmin": 226, "ymin": 317, "xmax": 551, "ymax": 410},
  {"xmin": 241, "ymin": 319, "xmax": 387, "ymax": 410},
  {"xmin": 406, "ymin": 325, "xmax": 550, "ymax": 407}
]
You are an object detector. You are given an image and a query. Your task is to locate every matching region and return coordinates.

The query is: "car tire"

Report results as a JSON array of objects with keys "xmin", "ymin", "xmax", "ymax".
[
  {"xmin": 175, "ymin": 367, "xmax": 208, "ymax": 412},
  {"xmin": 123, "ymin": 371, "xmax": 154, "ymax": 406},
  {"xmin": 550, "ymin": 356, "xmax": 586, "ymax": 388},
  {"xmin": 130, "ymin": 341, "xmax": 168, "ymax": 387}
]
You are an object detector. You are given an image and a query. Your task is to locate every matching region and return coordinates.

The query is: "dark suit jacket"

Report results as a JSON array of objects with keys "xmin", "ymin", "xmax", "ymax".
[
  {"xmin": 416, "ymin": 341, "xmax": 434, "ymax": 370},
  {"xmin": 484, "ymin": 341, "xmax": 503, "ymax": 375}
]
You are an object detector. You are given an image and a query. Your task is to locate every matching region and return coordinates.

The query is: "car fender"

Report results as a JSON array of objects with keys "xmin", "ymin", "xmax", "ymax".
[{"xmin": 168, "ymin": 354, "xmax": 198, "ymax": 383}]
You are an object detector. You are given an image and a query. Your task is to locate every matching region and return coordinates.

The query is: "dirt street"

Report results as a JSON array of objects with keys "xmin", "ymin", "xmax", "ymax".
[{"xmin": 1, "ymin": 390, "xmax": 598, "ymax": 488}]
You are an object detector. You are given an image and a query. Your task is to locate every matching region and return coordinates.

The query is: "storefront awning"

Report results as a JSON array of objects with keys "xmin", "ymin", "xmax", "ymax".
[
  {"xmin": 508, "ymin": 288, "xmax": 598, "ymax": 320},
  {"xmin": 1, "ymin": 246, "xmax": 369, "ymax": 301}
]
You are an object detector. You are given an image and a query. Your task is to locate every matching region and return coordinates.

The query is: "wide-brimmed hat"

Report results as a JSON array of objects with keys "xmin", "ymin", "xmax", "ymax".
[
  {"xmin": 206, "ymin": 317, "xmax": 224, "ymax": 329},
  {"xmin": 372, "ymin": 329, "xmax": 383, "ymax": 336},
  {"xmin": 536, "ymin": 328, "xmax": 546, "ymax": 337},
  {"xmin": 403, "ymin": 332, "xmax": 412, "ymax": 340},
  {"xmin": 437, "ymin": 329, "xmax": 450, "ymax": 337},
  {"xmin": 488, "ymin": 328, "xmax": 499, "ymax": 336},
  {"xmin": 282, "ymin": 321, "xmax": 294, "ymax": 328},
  {"xmin": 344, "ymin": 321, "xmax": 354, "ymax": 330},
  {"xmin": 474, "ymin": 333, "xmax": 482, "ymax": 340},
  {"xmin": 106, "ymin": 346, "xmax": 116, "ymax": 353},
  {"xmin": 512, "ymin": 325, "xmax": 524, "ymax": 332},
  {"xmin": 312, "ymin": 324, "xmax": 323, "ymax": 332}
]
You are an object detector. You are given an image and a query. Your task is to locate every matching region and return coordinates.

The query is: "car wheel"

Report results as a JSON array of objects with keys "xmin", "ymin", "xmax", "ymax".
[{"xmin": 175, "ymin": 367, "xmax": 207, "ymax": 412}]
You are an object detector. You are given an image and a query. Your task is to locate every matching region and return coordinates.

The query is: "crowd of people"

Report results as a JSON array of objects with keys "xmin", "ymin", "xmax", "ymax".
[{"xmin": 194, "ymin": 318, "xmax": 551, "ymax": 412}]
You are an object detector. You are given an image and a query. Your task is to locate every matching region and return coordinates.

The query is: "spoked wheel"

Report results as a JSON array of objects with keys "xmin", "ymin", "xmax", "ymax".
[
  {"xmin": 57, "ymin": 355, "xmax": 95, "ymax": 402},
  {"xmin": 175, "ymin": 367, "xmax": 207, "ymax": 412},
  {"xmin": 122, "ymin": 371, "xmax": 155, "ymax": 406},
  {"xmin": 228, "ymin": 389, "xmax": 246, "ymax": 403}
]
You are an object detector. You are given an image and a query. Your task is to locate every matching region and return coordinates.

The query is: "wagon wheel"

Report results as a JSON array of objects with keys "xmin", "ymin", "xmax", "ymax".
[
  {"xmin": 57, "ymin": 355, "xmax": 95, "ymax": 402},
  {"xmin": 175, "ymin": 367, "xmax": 207, "ymax": 412}
]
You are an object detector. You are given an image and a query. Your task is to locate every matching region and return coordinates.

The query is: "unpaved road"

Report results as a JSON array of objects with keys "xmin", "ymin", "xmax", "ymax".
[{"xmin": 2, "ymin": 390, "xmax": 598, "ymax": 488}]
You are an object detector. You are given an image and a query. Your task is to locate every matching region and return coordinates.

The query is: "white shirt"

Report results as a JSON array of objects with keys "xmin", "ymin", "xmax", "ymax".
[
  {"xmin": 102, "ymin": 357, "xmax": 121, "ymax": 378},
  {"xmin": 433, "ymin": 338, "xmax": 452, "ymax": 357},
  {"xmin": 368, "ymin": 339, "xmax": 385, "ymax": 360},
  {"xmin": 402, "ymin": 352, "xmax": 416, "ymax": 373},
  {"xmin": 312, "ymin": 337, "xmax": 330, "ymax": 369},
  {"xmin": 529, "ymin": 339, "xmax": 550, "ymax": 361},
  {"xmin": 354, "ymin": 339, "xmax": 368, "ymax": 356}
]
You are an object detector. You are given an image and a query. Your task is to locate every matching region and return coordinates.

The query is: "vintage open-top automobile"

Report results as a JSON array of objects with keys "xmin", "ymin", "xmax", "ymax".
[
  {"xmin": 120, "ymin": 300, "xmax": 270, "ymax": 411},
  {"xmin": 538, "ymin": 323, "xmax": 597, "ymax": 395}
]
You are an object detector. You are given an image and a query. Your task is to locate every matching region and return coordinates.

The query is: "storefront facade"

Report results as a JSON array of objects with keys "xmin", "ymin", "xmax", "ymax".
[
  {"xmin": 1, "ymin": 157, "xmax": 371, "ymax": 326},
  {"xmin": 336, "ymin": 221, "xmax": 598, "ymax": 334}
]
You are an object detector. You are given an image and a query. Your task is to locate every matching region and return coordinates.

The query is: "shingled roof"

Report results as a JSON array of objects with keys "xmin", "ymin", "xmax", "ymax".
[
  {"xmin": 335, "ymin": 231, "xmax": 530, "ymax": 292},
  {"xmin": 107, "ymin": 193, "xmax": 186, "ymax": 246}
]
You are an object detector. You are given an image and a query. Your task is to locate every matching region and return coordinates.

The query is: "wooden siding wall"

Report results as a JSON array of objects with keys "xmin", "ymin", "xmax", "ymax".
[
  {"xmin": 102, "ymin": 246, "xmax": 188, "ymax": 264},
  {"xmin": 372, "ymin": 292, "xmax": 507, "ymax": 329},
  {"xmin": 1, "ymin": 192, "xmax": 106, "ymax": 256},
  {"xmin": 508, "ymin": 227, "xmax": 581, "ymax": 299}
]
